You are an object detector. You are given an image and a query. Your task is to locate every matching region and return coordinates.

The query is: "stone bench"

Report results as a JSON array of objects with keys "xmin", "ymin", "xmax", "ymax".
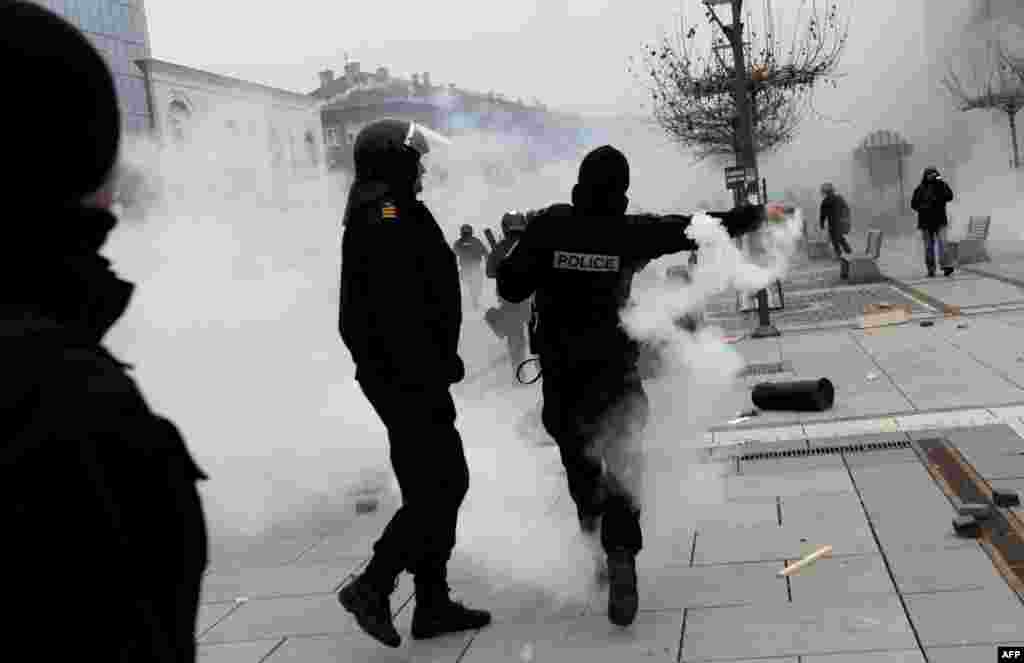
[
  {"xmin": 950, "ymin": 215, "xmax": 991, "ymax": 265},
  {"xmin": 840, "ymin": 229, "xmax": 884, "ymax": 284}
]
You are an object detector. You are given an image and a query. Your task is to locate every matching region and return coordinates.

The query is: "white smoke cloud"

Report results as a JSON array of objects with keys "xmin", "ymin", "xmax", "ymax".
[{"xmin": 100, "ymin": 105, "xmax": 804, "ymax": 609}]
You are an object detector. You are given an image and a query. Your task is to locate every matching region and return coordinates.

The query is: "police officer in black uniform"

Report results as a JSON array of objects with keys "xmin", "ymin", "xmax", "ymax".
[
  {"xmin": 452, "ymin": 224, "xmax": 489, "ymax": 310},
  {"xmin": 496, "ymin": 146, "xmax": 763, "ymax": 627},
  {"xmin": 336, "ymin": 119, "xmax": 491, "ymax": 647}
]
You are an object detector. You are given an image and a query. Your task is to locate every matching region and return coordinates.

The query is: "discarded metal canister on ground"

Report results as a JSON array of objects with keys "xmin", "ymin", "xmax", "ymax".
[
  {"xmin": 993, "ymin": 489, "xmax": 1021, "ymax": 508},
  {"xmin": 952, "ymin": 514, "xmax": 981, "ymax": 537},
  {"xmin": 752, "ymin": 378, "xmax": 834, "ymax": 412}
]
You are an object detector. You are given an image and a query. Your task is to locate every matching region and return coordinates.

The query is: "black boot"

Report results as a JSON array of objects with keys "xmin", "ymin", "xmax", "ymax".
[
  {"xmin": 943, "ymin": 266, "xmax": 954, "ymax": 277},
  {"xmin": 338, "ymin": 573, "xmax": 401, "ymax": 648},
  {"xmin": 411, "ymin": 582, "xmax": 492, "ymax": 640},
  {"xmin": 607, "ymin": 549, "xmax": 639, "ymax": 626}
]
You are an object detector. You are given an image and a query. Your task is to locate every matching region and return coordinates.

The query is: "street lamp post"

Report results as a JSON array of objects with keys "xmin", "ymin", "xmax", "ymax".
[{"xmin": 705, "ymin": 0, "xmax": 779, "ymax": 338}]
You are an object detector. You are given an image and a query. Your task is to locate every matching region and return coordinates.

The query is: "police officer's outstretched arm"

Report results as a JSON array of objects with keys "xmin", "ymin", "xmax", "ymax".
[{"xmin": 624, "ymin": 205, "xmax": 764, "ymax": 261}]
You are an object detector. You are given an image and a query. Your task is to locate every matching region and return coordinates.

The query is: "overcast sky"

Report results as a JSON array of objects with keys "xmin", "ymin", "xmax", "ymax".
[{"xmin": 144, "ymin": 0, "xmax": 882, "ymax": 116}]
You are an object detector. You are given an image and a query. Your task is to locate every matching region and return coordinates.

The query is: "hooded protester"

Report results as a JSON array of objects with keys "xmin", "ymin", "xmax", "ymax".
[
  {"xmin": 452, "ymin": 224, "xmax": 489, "ymax": 309},
  {"xmin": 336, "ymin": 118, "xmax": 491, "ymax": 648},
  {"xmin": 495, "ymin": 145, "xmax": 765, "ymax": 627},
  {"xmin": 910, "ymin": 166, "xmax": 955, "ymax": 277},
  {"xmin": 1, "ymin": 4, "xmax": 209, "ymax": 661}
]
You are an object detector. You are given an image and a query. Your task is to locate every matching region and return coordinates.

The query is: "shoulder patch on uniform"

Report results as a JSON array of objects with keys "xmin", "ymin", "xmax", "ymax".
[
  {"xmin": 553, "ymin": 251, "xmax": 620, "ymax": 272},
  {"xmin": 379, "ymin": 201, "xmax": 399, "ymax": 222}
]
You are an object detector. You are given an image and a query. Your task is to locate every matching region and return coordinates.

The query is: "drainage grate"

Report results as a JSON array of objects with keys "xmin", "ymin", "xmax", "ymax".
[
  {"xmin": 738, "ymin": 361, "xmax": 793, "ymax": 378},
  {"xmin": 740, "ymin": 439, "xmax": 911, "ymax": 462}
]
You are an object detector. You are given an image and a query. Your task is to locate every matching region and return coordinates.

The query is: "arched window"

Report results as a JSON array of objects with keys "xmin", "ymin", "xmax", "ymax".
[{"xmin": 168, "ymin": 100, "xmax": 190, "ymax": 144}]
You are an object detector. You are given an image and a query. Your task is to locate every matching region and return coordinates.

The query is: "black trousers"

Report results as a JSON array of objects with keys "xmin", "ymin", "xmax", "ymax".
[
  {"xmin": 540, "ymin": 364, "xmax": 649, "ymax": 554},
  {"xmin": 827, "ymin": 224, "xmax": 852, "ymax": 257},
  {"xmin": 358, "ymin": 379, "xmax": 470, "ymax": 585}
]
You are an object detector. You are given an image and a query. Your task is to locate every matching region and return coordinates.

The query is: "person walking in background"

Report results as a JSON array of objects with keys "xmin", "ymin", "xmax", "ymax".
[
  {"xmin": 819, "ymin": 182, "xmax": 852, "ymax": 260},
  {"xmin": 485, "ymin": 212, "xmax": 532, "ymax": 373},
  {"xmin": 2, "ymin": 4, "xmax": 209, "ymax": 661},
  {"xmin": 452, "ymin": 225, "xmax": 489, "ymax": 310},
  {"xmin": 911, "ymin": 166, "xmax": 955, "ymax": 277}
]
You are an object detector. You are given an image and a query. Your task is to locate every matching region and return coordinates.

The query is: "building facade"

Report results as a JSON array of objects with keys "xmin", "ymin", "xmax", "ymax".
[
  {"xmin": 311, "ymin": 62, "xmax": 587, "ymax": 177},
  {"xmin": 136, "ymin": 58, "xmax": 326, "ymax": 189},
  {"xmin": 32, "ymin": 0, "xmax": 154, "ymax": 134}
]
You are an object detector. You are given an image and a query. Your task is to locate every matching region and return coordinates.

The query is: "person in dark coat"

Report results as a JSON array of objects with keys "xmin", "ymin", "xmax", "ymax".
[
  {"xmin": 485, "ymin": 212, "xmax": 532, "ymax": 372},
  {"xmin": 819, "ymin": 182, "xmax": 852, "ymax": 259},
  {"xmin": 910, "ymin": 166, "xmax": 955, "ymax": 277},
  {"xmin": 2, "ymin": 4, "xmax": 209, "ymax": 661},
  {"xmin": 495, "ymin": 145, "xmax": 764, "ymax": 627},
  {"xmin": 336, "ymin": 119, "xmax": 491, "ymax": 648},
  {"xmin": 452, "ymin": 224, "xmax": 489, "ymax": 310}
]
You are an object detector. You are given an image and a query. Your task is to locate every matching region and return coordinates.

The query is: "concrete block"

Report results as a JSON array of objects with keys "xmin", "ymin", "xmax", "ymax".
[{"xmin": 726, "ymin": 468, "xmax": 855, "ymax": 503}]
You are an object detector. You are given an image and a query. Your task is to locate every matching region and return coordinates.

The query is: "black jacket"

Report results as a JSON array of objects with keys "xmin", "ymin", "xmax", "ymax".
[
  {"xmin": 339, "ymin": 181, "xmax": 463, "ymax": 385},
  {"xmin": 496, "ymin": 204, "xmax": 761, "ymax": 376},
  {"xmin": 820, "ymin": 193, "xmax": 850, "ymax": 233},
  {"xmin": 452, "ymin": 235, "xmax": 488, "ymax": 268},
  {"xmin": 911, "ymin": 178, "xmax": 954, "ymax": 231},
  {"xmin": 2, "ymin": 212, "xmax": 208, "ymax": 662}
]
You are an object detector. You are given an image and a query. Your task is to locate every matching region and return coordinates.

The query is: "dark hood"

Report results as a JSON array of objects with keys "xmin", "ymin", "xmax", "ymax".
[
  {"xmin": 3, "ymin": 205, "xmax": 134, "ymax": 345},
  {"xmin": 571, "ymin": 145, "xmax": 630, "ymax": 216}
]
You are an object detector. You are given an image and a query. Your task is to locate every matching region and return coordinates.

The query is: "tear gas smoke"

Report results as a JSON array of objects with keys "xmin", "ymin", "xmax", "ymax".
[{"xmin": 102, "ymin": 106, "xmax": 801, "ymax": 607}]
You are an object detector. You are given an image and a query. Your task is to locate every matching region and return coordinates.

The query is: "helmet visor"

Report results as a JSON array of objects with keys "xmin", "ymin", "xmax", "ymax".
[{"xmin": 405, "ymin": 122, "xmax": 451, "ymax": 158}]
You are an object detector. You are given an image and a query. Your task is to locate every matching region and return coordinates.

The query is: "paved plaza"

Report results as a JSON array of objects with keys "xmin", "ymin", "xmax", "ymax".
[{"xmin": 194, "ymin": 239, "xmax": 1024, "ymax": 662}]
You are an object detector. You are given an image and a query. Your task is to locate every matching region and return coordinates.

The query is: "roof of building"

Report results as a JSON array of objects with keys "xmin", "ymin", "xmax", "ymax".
[{"xmin": 137, "ymin": 58, "xmax": 322, "ymax": 107}]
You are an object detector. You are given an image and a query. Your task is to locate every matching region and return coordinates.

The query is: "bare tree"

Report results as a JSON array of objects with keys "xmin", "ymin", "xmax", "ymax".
[
  {"xmin": 633, "ymin": 0, "xmax": 848, "ymax": 162},
  {"xmin": 943, "ymin": 26, "xmax": 1024, "ymax": 169}
]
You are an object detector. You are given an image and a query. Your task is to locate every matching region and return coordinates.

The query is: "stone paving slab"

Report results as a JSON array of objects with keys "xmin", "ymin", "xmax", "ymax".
[
  {"xmin": 692, "ymin": 519, "xmax": 877, "ymax": 566},
  {"xmin": 779, "ymin": 493, "xmax": 868, "ymax": 530},
  {"xmin": 200, "ymin": 561, "xmax": 356, "ymax": 603},
  {"xmin": 440, "ymin": 578, "xmax": 589, "ymax": 623},
  {"xmin": 927, "ymin": 643, "xmax": 1024, "ymax": 662},
  {"xmin": 802, "ymin": 652, "xmax": 925, "ymax": 663},
  {"xmin": 902, "ymin": 277, "xmax": 1024, "ymax": 308},
  {"xmin": 942, "ymin": 424, "xmax": 1024, "ymax": 454},
  {"xmin": 199, "ymin": 593, "xmax": 357, "ymax": 644},
  {"xmin": 587, "ymin": 561, "xmax": 787, "ymax": 615},
  {"xmin": 206, "ymin": 536, "xmax": 323, "ymax": 573},
  {"xmin": 959, "ymin": 448, "xmax": 1024, "ymax": 480},
  {"xmin": 460, "ymin": 612, "xmax": 684, "ymax": 663},
  {"xmin": 680, "ymin": 594, "xmax": 917, "ymax": 660},
  {"xmin": 691, "ymin": 502, "xmax": 780, "ymax": 532},
  {"xmin": 885, "ymin": 545, "xmax": 1007, "ymax": 594},
  {"xmin": 725, "ymin": 467, "xmax": 855, "ymax": 503},
  {"xmin": 738, "ymin": 453, "xmax": 846, "ymax": 476},
  {"xmin": 197, "ymin": 639, "xmax": 283, "ymax": 663},
  {"xmin": 197, "ymin": 602, "xmax": 237, "ymax": 637},
  {"xmin": 786, "ymin": 553, "xmax": 895, "ymax": 602},
  {"xmin": 904, "ymin": 587, "xmax": 1024, "ymax": 647}
]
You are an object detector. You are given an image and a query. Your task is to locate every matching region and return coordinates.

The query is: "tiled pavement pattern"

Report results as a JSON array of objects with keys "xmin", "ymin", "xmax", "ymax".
[
  {"xmin": 195, "ymin": 420, "xmax": 1024, "ymax": 662},
  {"xmin": 192, "ymin": 249, "xmax": 1024, "ymax": 662}
]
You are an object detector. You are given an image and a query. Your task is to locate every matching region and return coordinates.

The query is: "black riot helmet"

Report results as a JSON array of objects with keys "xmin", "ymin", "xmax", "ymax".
[
  {"xmin": 501, "ymin": 211, "xmax": 528, "ymax": 237},
  {"xmin": 353, "ymin": 119, "xmax": 432, "ymax": 195},
  {"xmin": 460, "ymin": 224, "xmax": 473, "ymax": 236}
]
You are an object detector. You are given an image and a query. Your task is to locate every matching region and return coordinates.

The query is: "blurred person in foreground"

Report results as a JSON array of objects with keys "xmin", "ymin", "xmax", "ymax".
[
  {"xmin": 911, "ymin": 166, "xmax": 955, "ymax": 277},
  {"xmin": 1, "ymin": 3, "xmax": 209, "ymax": 661},
  {"xmin": 819, "ymin": 182, "xmax": 852, "ymax": 260},
  {"xmin": 495, "ymin": 145, "xmax": 765, "ymax": 627},
  {"xmin": 485, "ymin": 212, "xmax": 532, "ymax": 372},
  {"xmin": 336, "ymin": 118, "xmax": 491, "ymax": 648},
  {"xmin": 452, "ymin": 224, "xmax": 489, "ymax": 310}
]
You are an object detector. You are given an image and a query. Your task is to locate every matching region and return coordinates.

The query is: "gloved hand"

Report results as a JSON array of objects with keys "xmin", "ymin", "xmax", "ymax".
[{"xmin": 447, "ymin": 355, "xmax": 466, "ymax": 384}]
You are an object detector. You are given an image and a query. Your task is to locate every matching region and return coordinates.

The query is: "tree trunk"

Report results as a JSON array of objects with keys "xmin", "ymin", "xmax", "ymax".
[{"xmin": 1009, "ymin": 108, "xmax": 1020, "ymax": 169}]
